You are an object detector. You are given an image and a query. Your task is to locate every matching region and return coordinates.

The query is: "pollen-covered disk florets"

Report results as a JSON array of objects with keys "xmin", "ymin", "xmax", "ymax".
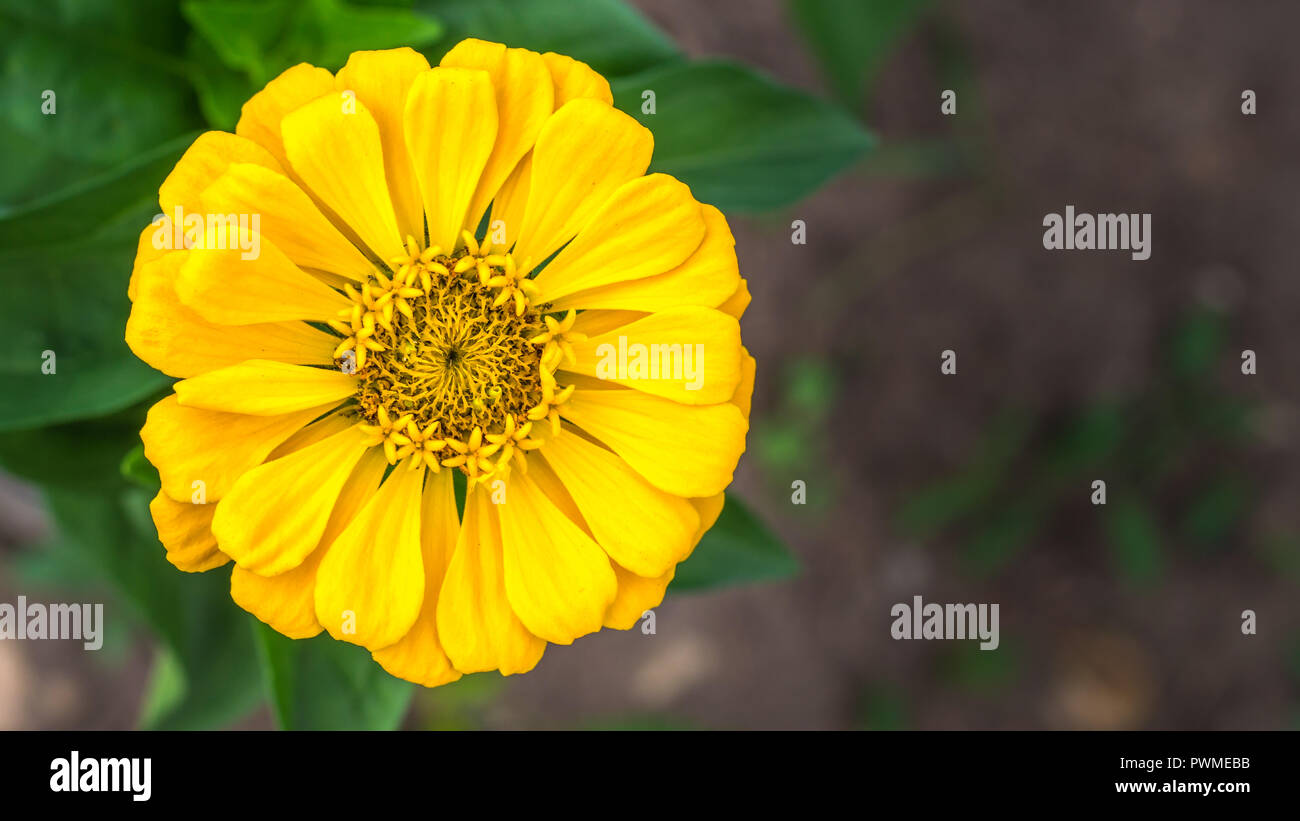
[{"xmin": 336, "ymin": 231, "xmax": 571, "ymax": 485}]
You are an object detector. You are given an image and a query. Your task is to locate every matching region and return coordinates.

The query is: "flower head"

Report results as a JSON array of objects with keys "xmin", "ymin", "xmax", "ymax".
[{"xmin": 127, "ymin": 40, "xmax": 753, "ymax": 686}]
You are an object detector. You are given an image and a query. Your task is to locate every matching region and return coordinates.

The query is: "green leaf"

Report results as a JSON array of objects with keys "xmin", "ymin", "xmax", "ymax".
[
  {"xmin": 0, "ymin": 133, "xmax": 191, "ymax": 247},
  {"xmin": 418, "ymin": 671, "xmax": 504, "ymax": 731},
  {"xmin": 254, "ymin": 622, "xmax": 415, "ymax": 729},
  {"xmin": 0, "ymin": 136, "xmax": 191, "ymax": 431},
  {"xmin": 182, "ymin": 0, "xmax": 294, "ymax": 82},
  {"xmin": 38, "ymin": 484, "xmax": 264, "ymax": 729},
  {"xmin": 0, "ymin": 401, "xmax": 151, "ymax": 489},
  {"xmin": 787, "ymin": 0, "xmax": 932, "ymax": 107},
  {"xmin": 120, "ymin": 442, "xmax": 161, "ymax": 489},
  {"xmin": 786, "ymin": 357, "xmax": 838, "ymax": 417},
  {"xmin": 182, "ymin": 0, "xmax": 443, "ymax": 128},
  {"xmin": 185, "ymin": 26, "xmax": 275, "ymax": 130},
  {"xmin": 898, "ymin": 476, "xmax": 993, "ymax": 539},
  {"xmin": 0, "ymin": 1, "xmax": 198, "ymax": 211},
  {"xmin": 673, "ymin": 493, "xmax": 798, "ymax": 591},
  {"xmin": 295, "ymin": 0, "xmax": 443, "ymax": 70},
  {"xmin": 895, "ymin": 412, "xmax": 1030, "ymax": 538},
  {"xmin": 858, "ymin": 685, "xmax": 909, "ymax": 730},
  {"xmin": 139, "ymin": 648, "xmax": 188, "ymax": 729},
  {"xmin": 1043, "ymin": 403, "xmax": 1125, "ymax": 476},
  {"xmin": 754, "ymin": 423, "xmax": 807, "ymax": 474},
  {"xmin": 419, "ymin": 0, "xmax": 680, "ymax": 78},
  {"xmin": 1258, "ymin": 533, "xmax": 1300, "ymax": 582},
  {"xmin": 963, "ymin": 499, "xmax": 1044, "ymax": 575},
  {"xmin": 754, "ymin": 358, "xmax": 839, "ymax": 479},
  {"xmin": 942, "ymin": 639, "xmax": 1020, "ymax": 694},
  {"xmin": 612, "ymin": 61, "xmax": 874, "ymax": 212},
  {"xmin": 1106, "ymin": 498, "xmax": 1163, "ymax": 583},
  {"xmin": 183, "ymin": 0, "xmax": 444, "ymax": 76},
  {"xmin": 1168, "ymin": 308, "xmax": 1227, "ymax": 380},
  {"xmin": 1182, "ymin": 475, "xmax": 1248, "ymax": 548}
]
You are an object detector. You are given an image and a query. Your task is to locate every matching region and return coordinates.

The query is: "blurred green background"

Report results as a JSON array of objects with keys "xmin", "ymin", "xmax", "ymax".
[{"xmin": 1, "ymin": 0, "xmax": 1296, "ymax": 729}]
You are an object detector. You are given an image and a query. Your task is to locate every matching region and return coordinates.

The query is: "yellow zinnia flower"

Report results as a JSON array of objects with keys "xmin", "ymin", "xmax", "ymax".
[{"xmin": 125, "ymin": 39, "xmax": 754, "ymax": 687}]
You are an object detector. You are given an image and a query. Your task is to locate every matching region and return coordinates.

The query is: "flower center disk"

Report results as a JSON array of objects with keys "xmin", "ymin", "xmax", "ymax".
[{"xmin": 331, "ymin": 234, "xmax": 556, "ymax": 479}]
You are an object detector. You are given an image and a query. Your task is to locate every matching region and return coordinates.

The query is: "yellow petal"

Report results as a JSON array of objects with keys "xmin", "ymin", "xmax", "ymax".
[
  {"xmin": 437, "ymin": 486, "xmax": 545, "ymax": 675},
  {"xmin": 680, "ymin": 493, "xmax": 726, "ymax": 567},
  {"xmin": 692, "ymin": 493, "xmax": 727, "ymax": 542},
  {"xmin": 603, "ymin": 562, "xmax": 673, "ymax": 630},
  {"xmin": 142, "ymin": 395, "xmax": 331, "ymax": 502},
  {"xmin": 212, "ymin": 424, "xmax": 371, "ymax": 575},
  {"xmin": 565, "ymin": 306, "xmax": 741, "ymax": 404},
  {"xmin": 486, "ymin": 152, "xmax": 531, "ymax": 251},
  {"xmin": 542, "ymin": 51, "xmax": 612, "ymax": 106},
  {"xmin": 315, "ymin": 463, "xmax": 425, "ymax": 650},
  {"xmin": 552, "ymin": 204, "xmax": 739, "ymax": 312},
  {"xmin": 562, "ymin": 389, "xmax": 747, "ymax": 497},
  {"xmin": 149, "ymin": 491, "xmax": 228, "ymax": 572},
  {"xmin": 231, "ymin": 552, "xmax": 324, "ymax": 639},
  {"xmin": 717, "ymin": 276, "xmax": 751, "ymax": 319},
  {"xmin": 158, "ymin": 131, "xmax": 282, "ymax": 218},
  {"xmin": 236, "ymin": 63, "xmax": 336, "ymax": 172},
  {"xmin": 521, "ymin": 451, "xmax": 586, "ymax": 525},
  {"xmin": 281, "ymin": 94, "xmax": 404, "ymax": 262},
  {"xmin": 568, "ymin": 309, "xmax": 644, "ymax": 337},
  {"xmin": 733, "ymin": 346, "xmax": 756, "ymax": 418},
  {"xmin": 601, "ymin": 493, "xmax": 725, "ymax": 630},
  {"xmin": 200, "ymin": 163, "xmax": 374, "ymax": 281},
  {"xmin": 440, "ymin": 39, "xmax": 554, "ymax": 235},
  {"xmin": 336, "ymin": 48, "xmax": 431, "ymax": 242},
  {"xmin": 127, "ymin": 253, "xmax": 336, "ymax": 378},
  {"xmin": 230, "ymin": 448, "xmax": 388, "ymax": 639},
  {"xmin": 174, "ymin": 360, "xmax": 355, "ymax": 416},
  {"xmin": 601, "ymin": 493, "xmax": 726, "ymax": 630},
  {"xmin": 268, "ymin": 409, "xmax": 356, "ymax": 459},
  {"xmin": 485, "ymin": 52, "xmax": 610, "ymax": 250},
  {"xmin": 372, "ymin": 469, "xmax": 462, "ymax": 687},
  {"xmin": 533, "ymin": 174, "xmax": 704, "ymax": 301},
  {"xmin": 497, "ymin": 470, "xmax": 617, "ymax": 644},
  {"xmin": 513, "ymin": 98, "xmax": 652, "ymax": 267},
  {"xmin": 540, "ymin": 432, "xmax": 697, "ymax": 577},
  {"xmin": 403, "ymin": 67, "xmax": 498, "ymax": 250},
  {"xmin": 128, "ymin": 222, "xmax": 171, "ymax": 302},
  {"xmin": 177, "ymin": 230, "xmax": 350, "ymax": 324}
]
